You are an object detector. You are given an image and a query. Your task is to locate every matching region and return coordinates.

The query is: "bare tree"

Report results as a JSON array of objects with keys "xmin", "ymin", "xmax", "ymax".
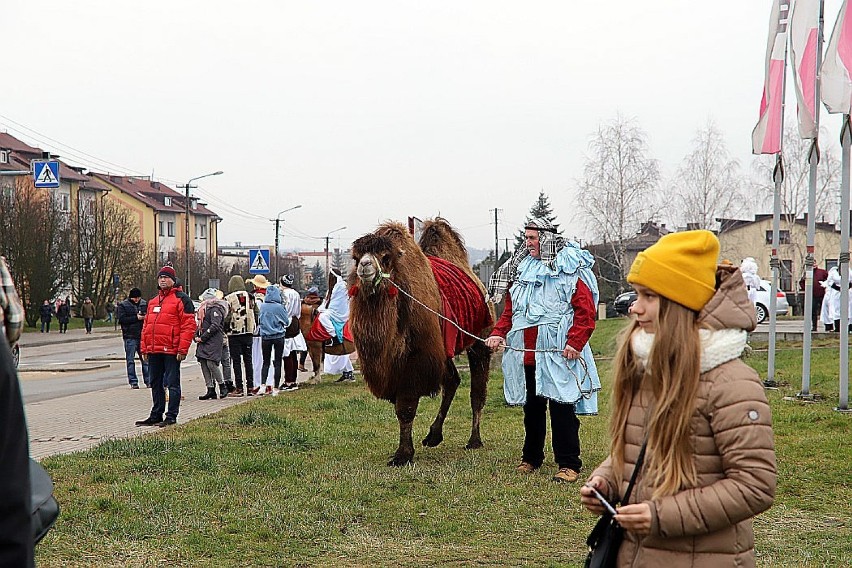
[
  {"xmin": 751, "ymin": 123, "xmax": 841, "ymax": 303},
  {"xmin": 0, "ymin": 177, "xmax": 69, "ymax": 326},
  {"xmin": 752, "ymin": 124, "xmax": 840, "ymax": 223},
  {"xmin": 674, "ymin": 120, "xmax": 745, "ymax": 230},
  {"xmin": 67, "ymin": 197, "xmax": 150, "ymax": 316},
  {"xmin": 577, "ymin": 115, "xmax": 661, "ymax": 287}
]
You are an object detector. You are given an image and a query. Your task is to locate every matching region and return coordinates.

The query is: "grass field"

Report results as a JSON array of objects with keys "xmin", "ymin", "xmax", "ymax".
[{"xmin": 36, "ymin": 318, "xmax": 851, "ymax": 567}]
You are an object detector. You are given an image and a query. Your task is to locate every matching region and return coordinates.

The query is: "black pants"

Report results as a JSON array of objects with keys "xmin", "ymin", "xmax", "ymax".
[
  {"xmin": 283, "ymin": 351, "xmax": 298, "ymax": 385},
  {"xmin": 228, "ymin": 334, "xmax": 254, "ymax": 390},
  {"xmin": 811, "ymin": 297, "xmax": 823, "ymax": 331},
  {"xmin": 261, "ymin": 337, "xmax": 285, "ymax": 388},
  {"xmin": 522, "ymin": 365, "xmax": 582, "ymax": 472}
]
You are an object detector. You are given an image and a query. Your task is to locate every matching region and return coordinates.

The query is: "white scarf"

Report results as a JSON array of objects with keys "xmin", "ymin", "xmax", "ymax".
[{"xmin": 630, "ymin": 328, "xmax": 748, "ymax": 373}]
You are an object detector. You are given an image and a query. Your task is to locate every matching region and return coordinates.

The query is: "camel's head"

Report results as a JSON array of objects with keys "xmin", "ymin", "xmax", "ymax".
[{"xmin": 351, "ymin": 233, "xmax": 404, "ymax": 295}]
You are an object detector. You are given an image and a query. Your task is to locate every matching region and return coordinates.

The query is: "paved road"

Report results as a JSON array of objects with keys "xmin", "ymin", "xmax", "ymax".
[
  {"xmin": 16, "ymin": 327, "xmax": 346, "ymax": 460},
  {"xmin": 19, "ymin": 329, "xmax": 194, "ymax": 403}
]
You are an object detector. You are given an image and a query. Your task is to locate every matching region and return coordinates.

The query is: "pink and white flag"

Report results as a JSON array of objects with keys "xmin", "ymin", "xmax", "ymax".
[
  {"xmin": 821, "ymin": 0, "xmax": 852, "ymax": 114},
  {"xmin": 752, "ymin": 0, "xmax": 790, "ymax": 154},
  {"xmin": 790, "ymin": 0, "xmax": 820, "ymax": 138}
]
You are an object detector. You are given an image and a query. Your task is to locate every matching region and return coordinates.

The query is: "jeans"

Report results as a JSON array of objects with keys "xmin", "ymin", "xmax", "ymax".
[
  {"xmin": 84, "ymin": 318, "xmax": 93, "ymax": 333},
  {"xmin": 261, "ymin": 337, "xmax": 285, "ymax": 388},
  {"xmin": 40, "ymin": 320, "xmax": 51, "ymax": 333},
  {"xmin": 522, "ymin": 365, "xmax": 582, "ymax": 471},
  {"xmin": 228, "ymin": 334, "xmax": 254, "ymax": 390},
  {"xmin": 124, "ymin": 337, "xmax": 150, "ymax": 386},
  {"xmin": 147, "ymin": 353, "xmax": 181, "ymax": 421}
]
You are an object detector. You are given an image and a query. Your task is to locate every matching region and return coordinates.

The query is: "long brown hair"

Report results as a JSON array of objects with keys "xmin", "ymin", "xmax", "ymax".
[{"xmin": 610, "ymin": 296, "xmax": 701, "ymax": 499}]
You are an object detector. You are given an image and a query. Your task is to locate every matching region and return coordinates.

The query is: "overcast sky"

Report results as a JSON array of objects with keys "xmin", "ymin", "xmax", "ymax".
[{"xmin": 1, "ymin": 1, "xmax": 845, "ymax": 253}]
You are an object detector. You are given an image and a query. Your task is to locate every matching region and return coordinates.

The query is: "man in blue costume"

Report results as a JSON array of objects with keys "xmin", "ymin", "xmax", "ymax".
[{"xmin": 485, "ymin": 217, "xmax": 600, "ymax": 483}]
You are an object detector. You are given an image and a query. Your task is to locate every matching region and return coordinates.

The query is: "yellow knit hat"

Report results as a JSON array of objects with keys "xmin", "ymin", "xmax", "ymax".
[{"xmin": 627, "ymin": 230, "xmax": 720, "ymax": 311}]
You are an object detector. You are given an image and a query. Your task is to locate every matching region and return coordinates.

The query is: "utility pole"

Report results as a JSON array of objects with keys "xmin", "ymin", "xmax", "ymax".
[
  {"xmin": 490, "ymin": 208, "xmax": 501, "ymax": 269},
  {"xmin": 177, "ymin": 170, "xmax": 223, "ymax": 296},
  {"xmin": 324, "ymin": 226, "xmax": 347, "ymax": 276},
  {"xmin": 271, "ymin": 205, "xmax": 302, "ymax": 283},
  {"xmin": 274, "ymin": 218, "xmax": 281, "ymax": 281}
]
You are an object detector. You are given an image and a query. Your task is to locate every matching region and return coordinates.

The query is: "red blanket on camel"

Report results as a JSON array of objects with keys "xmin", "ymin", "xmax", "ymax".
[{"xmin": 427, "ymin": 256, "xmax": 492, "ymax": 358}]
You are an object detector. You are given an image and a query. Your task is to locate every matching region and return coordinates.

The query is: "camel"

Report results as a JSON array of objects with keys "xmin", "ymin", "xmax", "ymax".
[{"xmin": 349, "ymin": 218, "xmax": 494, "ymax": 466}]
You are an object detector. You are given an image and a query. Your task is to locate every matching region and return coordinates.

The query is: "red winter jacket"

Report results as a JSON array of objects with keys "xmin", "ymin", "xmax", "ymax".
[{"xmin": 141, "ymin": 286, "xmax": 196, "ymax": 356}]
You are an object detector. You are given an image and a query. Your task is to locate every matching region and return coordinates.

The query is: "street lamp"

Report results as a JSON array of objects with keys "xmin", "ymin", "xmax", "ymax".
[
  {"xmin": 324, "ymin": 226, "xmax": 347, "ymax": 275},
  {"xmin": 179, "ymin": 170, "xmax": 223, "ymax": 295},
  {"xmin": 272, "ymin": 205, "xmax": 302, "ymax": 281}
]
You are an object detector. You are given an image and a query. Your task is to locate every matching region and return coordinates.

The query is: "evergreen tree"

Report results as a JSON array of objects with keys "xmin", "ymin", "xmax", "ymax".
[
  {"xmin": 514, "ymin": 189, "xmax": 560, "ymax": 249},
  {"xmin": 331, "ymin": 248, "xmax": 348, "ymax": 277},
  {"xmin": 311, "ymin": 262, "xmax": 327, "ymax": 296}
]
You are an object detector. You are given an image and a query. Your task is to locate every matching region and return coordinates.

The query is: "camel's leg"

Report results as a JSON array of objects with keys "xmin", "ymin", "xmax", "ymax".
[
  {"xmin": 465, "ymin": 340, "xmax": 491, "ymax": 450},
  {"xmin": 310, "ymin": 342, "xmax": 323, "ymax": 377},
  {"xmin": 422, "ymin": 359, "xmax": 461, "ymax": 448},
  {"xmin": 389, "ymin": 396, "xmax": 419, "ymax": 466}
]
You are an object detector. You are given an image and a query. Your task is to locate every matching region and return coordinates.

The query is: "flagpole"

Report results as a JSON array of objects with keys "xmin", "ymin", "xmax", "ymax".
[
  {"xmin": 767, "ymin": 9, "xmax": 790, "ymax": 386},
  {"xmin": 800, "ymin": 0, "xmax": 825, "ymax": 399},
  {"xmin": 838, "ymin": 116, "xmax": 850, "ymax": 412}
]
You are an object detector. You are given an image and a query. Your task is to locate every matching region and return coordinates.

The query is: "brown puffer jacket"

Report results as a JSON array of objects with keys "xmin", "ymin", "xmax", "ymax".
[{"xmin": 590, "ymin": 266, "xmax": 777, "ymax": 568}]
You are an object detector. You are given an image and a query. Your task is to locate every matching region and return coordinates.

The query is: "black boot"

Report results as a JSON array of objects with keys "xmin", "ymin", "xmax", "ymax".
[
  {"xmin": 199, "ymin": 387, "xmax": 217, "ymax": 400},
  {"xmin": 218, "ymin": 383, "xmax": 229, "ymax": 399}
]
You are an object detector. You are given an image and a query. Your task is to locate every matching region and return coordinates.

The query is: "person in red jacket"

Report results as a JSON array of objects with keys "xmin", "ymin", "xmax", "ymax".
[{"xmin": 135, "ymin": 263, "xmax": 197, "ymax": 428}]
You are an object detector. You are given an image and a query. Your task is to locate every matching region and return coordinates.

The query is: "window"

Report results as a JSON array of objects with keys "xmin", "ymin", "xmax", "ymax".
[
  {"xmin": 765, "ymin": 230, "xmax": 791, "ymax": 244},
  {"xmin": 164, "ymin": 196, "xmax": 172, "ymax": 207},
  {"xmin": 826, "ymin": 258, "xmax": 839, "ymax": 272},
  {"xmin": 191, "ymin": 199, "xmax": 197, "ymax": 210},
  {"xmin": 60, "ymin": 194, "xmax": 70, "ymax": 212},
  {"xmin": 0, "ymin": 150, "xmax": 8, "ymax": 164},
  {"xmin": 781, "ymin": 260, "xmax": 793, "ymax": 291},
  {"xmin": 167, "ymin": 222, "xmax": 175, "ymax": 237},
  {"xmin": 200, "ymin": 224, "xmax": 206, "ymax": 239},
  {"xmin": 159, "ymin": 221, "xmax": 164, "ymax": 237}
]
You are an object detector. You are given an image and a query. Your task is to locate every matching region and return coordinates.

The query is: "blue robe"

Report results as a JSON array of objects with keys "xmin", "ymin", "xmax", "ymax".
[{"xmin": 501, "ymin": 243, "xmax": 601, "ymax": 414}]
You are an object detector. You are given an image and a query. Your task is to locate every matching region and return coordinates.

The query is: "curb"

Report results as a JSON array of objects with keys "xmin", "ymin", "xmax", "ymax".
[
  {"xmin": 18, "ymin": 363, "xmax": 111, "ymax": 373},
  {"xmin": 17, "ymin": 330, "xmax": 122, "ymax": 348}
]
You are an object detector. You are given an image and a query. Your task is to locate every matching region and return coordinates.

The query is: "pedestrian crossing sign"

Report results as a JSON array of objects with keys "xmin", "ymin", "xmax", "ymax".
[
  {"xmin": 248, "ymin": 248, "xmax": 270, "ymax": 274},
  {"xmin": 33, "ymin": 160, "xmax": 61, "ymax": 188}
]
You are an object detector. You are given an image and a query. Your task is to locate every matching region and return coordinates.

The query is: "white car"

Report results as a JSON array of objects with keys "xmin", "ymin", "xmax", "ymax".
[{"xmin": 753, "ymin": 279, "xmax": 790, "ymax": 324}]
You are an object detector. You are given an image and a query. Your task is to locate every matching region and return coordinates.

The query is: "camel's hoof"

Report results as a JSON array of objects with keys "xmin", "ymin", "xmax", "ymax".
[
  {"xmin": 387, "ymin": 455, "xmax": 414, "ymax": 467},
  {"xmin": 465, "ymin": 440, "xmax": 483, "ymax": 450},
  {"xmin": 421, "ymin": 431, "xmax": 443, "ymax": 447}
]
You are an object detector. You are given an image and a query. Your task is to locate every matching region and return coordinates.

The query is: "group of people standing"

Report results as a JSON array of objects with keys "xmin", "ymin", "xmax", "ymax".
[
  {"xmin": 486, "ymin": 221, "xmax": 776, "ymax": 566},
  {"xmin": 38, "ymin": 298, "xmax": 71, "ymax": 333},
  {"xmin": 123, "ymin": 261, "xmax": 352, "ymax": 428},
  {"xmin": 36, "ymin": 295, "xmax": 100, "ymax": 334}
]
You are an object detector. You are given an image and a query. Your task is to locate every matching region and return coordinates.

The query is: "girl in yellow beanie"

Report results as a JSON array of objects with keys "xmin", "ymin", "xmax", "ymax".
[{"xmin": 580, "ymin": 230, "xmax": 776, "ymax": 567}]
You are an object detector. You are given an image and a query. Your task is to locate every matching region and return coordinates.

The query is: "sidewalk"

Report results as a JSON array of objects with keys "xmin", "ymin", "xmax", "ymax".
[
  {"xmin": 25, "ymin": 363, "xmax": 258, "ymax": 460},
  {"xmin": 21, "ymin": 328, "xmax": 332, "ymax": 460}
]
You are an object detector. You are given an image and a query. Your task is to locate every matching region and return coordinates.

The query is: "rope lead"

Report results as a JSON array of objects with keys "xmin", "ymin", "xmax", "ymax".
[{"xmin": 381, "ymin": 274, "xmax": 596, "ymax": 400}]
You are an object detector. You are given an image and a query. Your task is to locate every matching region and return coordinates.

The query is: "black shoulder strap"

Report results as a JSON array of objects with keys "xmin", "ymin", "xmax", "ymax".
[{"xmin": 620, "ymin": 438, "xmax": 648, "ymax": 506}]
